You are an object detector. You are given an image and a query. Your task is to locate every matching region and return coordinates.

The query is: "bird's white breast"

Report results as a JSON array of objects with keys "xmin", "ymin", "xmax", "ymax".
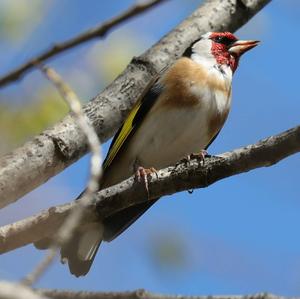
[
  {"xmin": 129, "ymin": 59, "xmax": 232, "ymax": 170},
  {"xmin": 103, "ymin": 58, "xmax": 232, "ymax": 186}
]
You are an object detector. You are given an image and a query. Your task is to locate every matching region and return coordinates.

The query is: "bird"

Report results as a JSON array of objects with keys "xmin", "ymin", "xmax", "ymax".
[{"xmin": 35, "ymin": 31, "xmax": 259, "ymax": 276}]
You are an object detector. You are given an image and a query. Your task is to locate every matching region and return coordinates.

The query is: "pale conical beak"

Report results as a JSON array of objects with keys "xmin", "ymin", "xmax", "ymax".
[{"xmin": 228, "ymin": 40, "xmax": 260, "ymax": 56}]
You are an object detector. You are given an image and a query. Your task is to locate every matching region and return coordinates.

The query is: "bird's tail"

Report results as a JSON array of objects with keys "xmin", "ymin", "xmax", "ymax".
[
  {"xmin": 34, "ymin": 199, "xmax": 158, "ymax": 276},
  {"xmin": 35, "ymin": 222, "xmax": 104, "ymax": 277}
]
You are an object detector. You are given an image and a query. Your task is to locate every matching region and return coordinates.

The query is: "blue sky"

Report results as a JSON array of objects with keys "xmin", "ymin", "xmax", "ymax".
[{"xmin": 0, "ymin": 0, "xmax": 300, "ymax": 296}]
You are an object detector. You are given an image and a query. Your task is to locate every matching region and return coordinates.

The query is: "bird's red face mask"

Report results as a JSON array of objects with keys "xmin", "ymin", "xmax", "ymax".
[{"xmin": 210, "ymin": 32, "xmax": 259, "ymax": 72}]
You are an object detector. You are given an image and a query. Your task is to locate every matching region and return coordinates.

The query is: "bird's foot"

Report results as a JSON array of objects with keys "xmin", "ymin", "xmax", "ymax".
[
  {"xmin": 135, "ymin": 166, "xmax": 157, "ymax": 198},
  {"xmin": 188, "ymin": 150, "xmax": 209, "ymax": 164},
  {"xmin": 178, "ymin": 150, "xmax": 209, "ymax": 167},
  {"xmin": 173, "ymin": 151, "xmax": 209, "ymax": 195}
]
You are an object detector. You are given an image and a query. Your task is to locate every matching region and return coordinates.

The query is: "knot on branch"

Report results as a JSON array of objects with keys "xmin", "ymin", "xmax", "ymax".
[
  {"xmin": 237, "ymin": 0, "xmax": 258, "ymax": 10},
  {"xmin": 51, "ymin": 136, "xmax": 72, "ymax": 160},
  {"xmin": 131, "ymin": 56, "xmax": 158, "ymax": 76}
]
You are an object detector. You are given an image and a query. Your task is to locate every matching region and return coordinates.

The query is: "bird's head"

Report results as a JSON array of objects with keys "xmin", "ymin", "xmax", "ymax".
[{"xmin": 184, "ymin": 32, "xmax": 259, "ymax": 73}]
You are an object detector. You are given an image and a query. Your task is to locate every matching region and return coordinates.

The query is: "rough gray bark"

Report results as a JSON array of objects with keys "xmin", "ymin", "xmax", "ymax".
[
  {"xmin": 0, "ymin": 0, "xmax": 271, "ymax": 209},
  {"xmin": 0, "ymin": 125, "xmax": 298, "ymax": 254}
]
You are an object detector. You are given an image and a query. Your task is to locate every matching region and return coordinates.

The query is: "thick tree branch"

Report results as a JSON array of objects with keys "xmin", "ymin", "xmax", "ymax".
[
  {"xmin": 0, "ymin": 0, "xmax": 168, "ymax": 88},
  {"xmin": 0, "ymin": 125, "xmax": 298, "ymax": 254},
  {"xmin": 0, "ymin": 0, "xmax": 271, "ymax": 209},
  {"xmin": 37, "ymin": 289, "xmax": 299, "ymax": 299}
]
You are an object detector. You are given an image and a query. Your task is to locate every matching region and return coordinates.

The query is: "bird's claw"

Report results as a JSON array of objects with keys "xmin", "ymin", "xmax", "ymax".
[
  {"xmin": 189, "ymin": 150, "xmax": 208, "ymax": 164},
  {"xmin": 178, "ymin": 150, "xmax": 209, "ymax": 166},
  {"xmin": 135, "ymin": 166, "xmax": 157, "ymax": 198}
]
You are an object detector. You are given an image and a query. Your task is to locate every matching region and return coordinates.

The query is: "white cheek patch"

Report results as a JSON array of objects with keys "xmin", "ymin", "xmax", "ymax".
[{"xmin": 191, "ymin": 52, "xmax": 216, "ymax": 69}]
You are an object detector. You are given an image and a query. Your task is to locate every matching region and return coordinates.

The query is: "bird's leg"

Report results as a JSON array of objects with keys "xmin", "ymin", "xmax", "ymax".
[{"xmin": 134, "ymin": 160, "xmax": 157, "ymax": 198}]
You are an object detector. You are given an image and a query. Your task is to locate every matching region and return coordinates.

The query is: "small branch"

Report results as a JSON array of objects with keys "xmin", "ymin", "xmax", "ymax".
[
  {"xmin": 0, "ymin": 125, "xmax": 298, "ymax": 254},
  {"xmin": 0, "ymin": 0, "xmax": 271, "ymax": 209},
  {"xmin": 0, "ymin": 0, "xmax": 167, "ymax": 88},
  {"xmin": 37, "ymin": 65, "xmax": 102, "ymax": 199},
  {"xmin": 0, "ymin": 281, "xmax": 48, "ymax": 299},
  {"xmin": 20, "ymin": 66, "xmax": 102, "ymax": 286},
  {"xmin": 37, "ymin": 289, "xmax": 299, "ymax": 299}
]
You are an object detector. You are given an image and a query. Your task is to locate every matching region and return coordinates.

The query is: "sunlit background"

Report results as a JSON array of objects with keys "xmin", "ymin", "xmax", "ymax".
[{"xmin": 0, "ymin": 0, "xmax": 300, "ymax": 295}]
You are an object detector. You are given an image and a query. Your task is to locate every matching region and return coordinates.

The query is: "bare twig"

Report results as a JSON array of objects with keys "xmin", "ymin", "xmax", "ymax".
[
  {"xmin": 0, "ymin": 0, "xmax": 271, "ymax": 209},
  {"xmin": 0, "ymin": 125, "xmax": 298, "ymax": 254},
  {"xmin": 21, "ymin": 249, "xmax": 58, "ymax": 287},
  {"xmin": 0, "ymin": 0, "xmax": 168, "ymax": 88},
  {"xmin": 0, "ymin": 281, "xmax": 48, "ymax": 299},
  {"xmin": 36, "ymin": 289, "xmax": 300, "ymax": 299},
  {"xmin": 21, "ymin": 66, "xmax": 102, "ymax": 286}
]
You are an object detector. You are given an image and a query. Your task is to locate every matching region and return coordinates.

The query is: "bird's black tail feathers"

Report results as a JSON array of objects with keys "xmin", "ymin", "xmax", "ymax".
[{"xmin": 34, "ymin": 198, "xmax": 158, "ymax": 277}]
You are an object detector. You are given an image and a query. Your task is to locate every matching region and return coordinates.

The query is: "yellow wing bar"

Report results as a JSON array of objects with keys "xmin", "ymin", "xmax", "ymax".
[
  {"xmin": 103, "ymin": 101, "xmax": 142, "ymax": 170},
  {"xmin": 102, "ymin": 74, "xmax": 162, "ymax": 172}
]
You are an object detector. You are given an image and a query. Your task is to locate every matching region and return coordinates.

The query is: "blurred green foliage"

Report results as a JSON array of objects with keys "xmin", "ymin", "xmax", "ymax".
[
  {"xmin": 86, "ymin": 31, "xmax": 145, "ymax": 84},
  {"xmin": 0, "ymin": 31, "xmax": 143, "ymax": 156},
  {"xmin": 0, "ymin": 87, "xmax": 68, "ymax": 154},
  {"xmin": 0, "ymin": 31, "xmax": 143, "ymax": 155},
  {"xmin": 0, "ymin": 0, "xmax": 144, "ymax": 160},
  {"xmin": 150, "ymin": 232, "xmax": 188, "ymax": 270},
  {"xmin": 0, "ymin": 0, "xmax": 48, "ymax": 43}
]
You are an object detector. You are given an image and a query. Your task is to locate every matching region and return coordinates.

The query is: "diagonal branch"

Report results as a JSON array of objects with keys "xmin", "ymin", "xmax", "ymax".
[
  {"xmin": 0, "ymin": 0, "xmax": 168, "ymax": 88},
  {"xmin": 0, "ymin": 0, "xmax": 271, "ymax": 210},
  {"xmin": 0, "ymin": 125, "xmax": 298, "ymax": 254}
]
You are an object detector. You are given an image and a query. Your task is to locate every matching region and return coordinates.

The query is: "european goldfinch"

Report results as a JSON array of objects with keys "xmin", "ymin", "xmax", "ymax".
[{"xmin": 35, "ymin": 32, "xmax": 259, "ymax": 276}]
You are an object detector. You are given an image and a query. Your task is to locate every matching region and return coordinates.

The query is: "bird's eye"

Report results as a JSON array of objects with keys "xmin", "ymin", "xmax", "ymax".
[
  {"xmin": 214, "ymin": 36, "xmax": 224, "ymax": 43},
  {"xmin": 213, "ymin": 36, "xmax": 233, "ymax": 46}
]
